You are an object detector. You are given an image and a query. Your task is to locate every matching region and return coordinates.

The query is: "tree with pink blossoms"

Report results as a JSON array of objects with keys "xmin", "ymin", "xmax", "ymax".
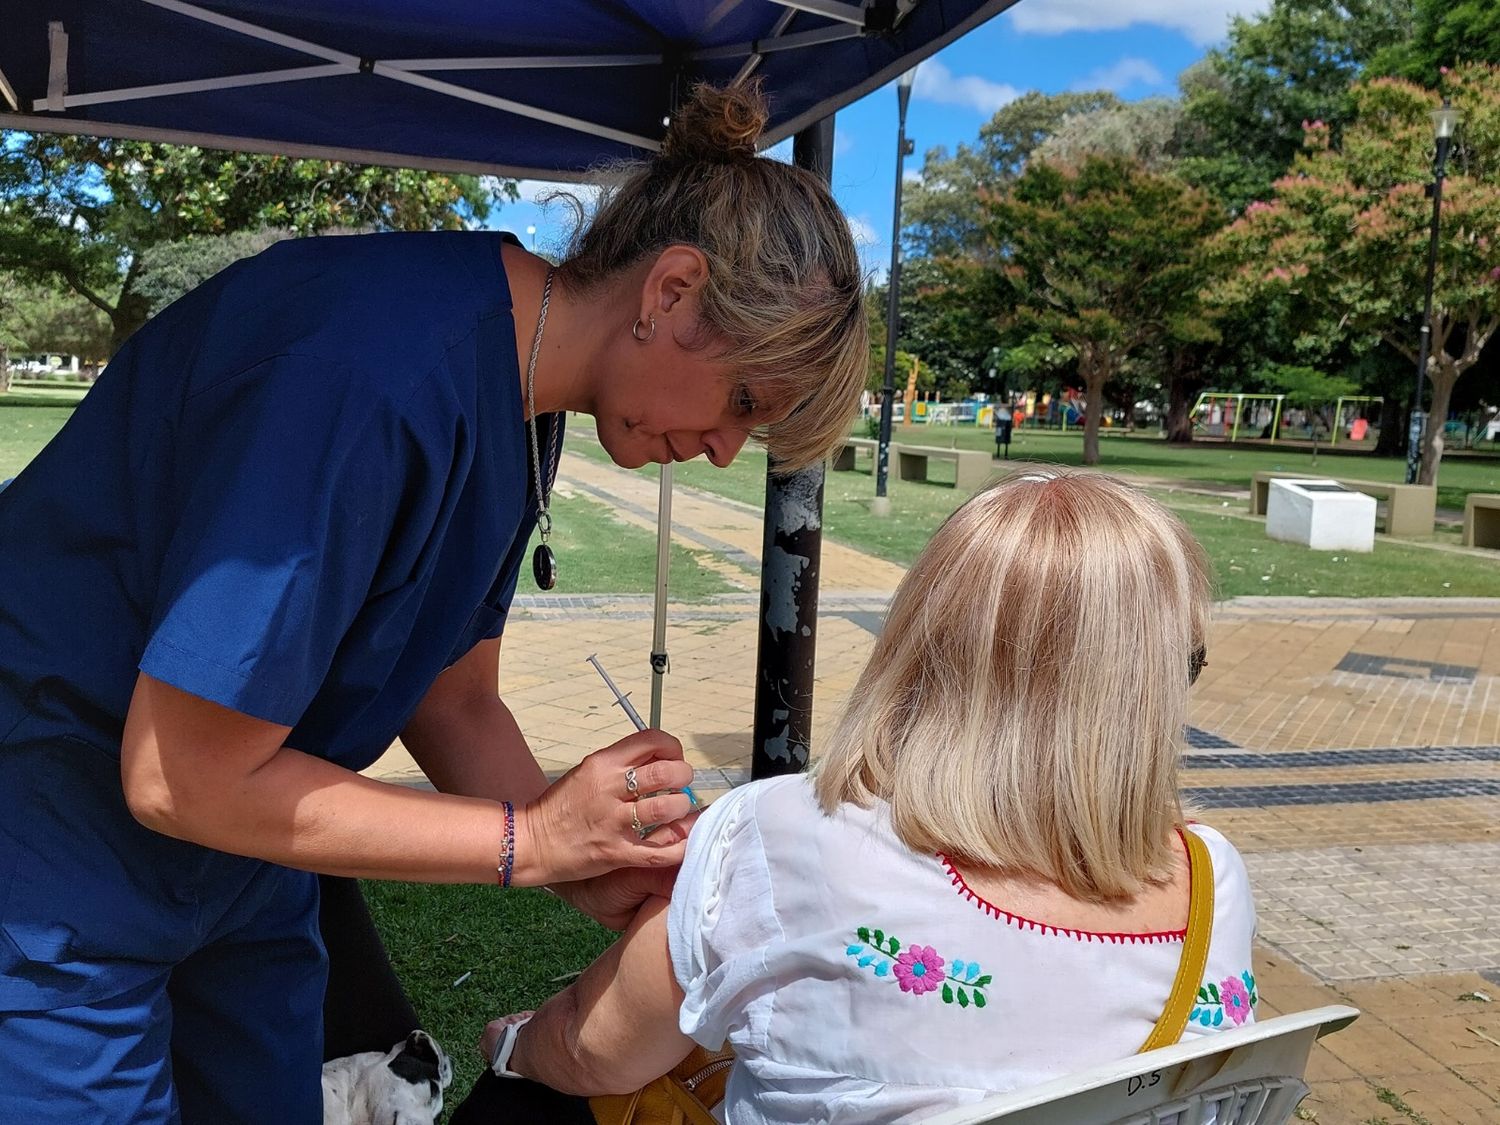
[{"xmin": 1208, "ymin": 64, "xmax": 1500, "ymax": 486}]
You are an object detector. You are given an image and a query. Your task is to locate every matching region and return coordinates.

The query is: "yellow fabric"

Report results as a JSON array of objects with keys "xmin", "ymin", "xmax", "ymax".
[
  {"xmin": 1137, "ymin": 828, "xmax": 1216, "ymax": 1054},
  {"xmin": 590, "ymin": 1044, "xmax": 733, "ymax": 1125}
]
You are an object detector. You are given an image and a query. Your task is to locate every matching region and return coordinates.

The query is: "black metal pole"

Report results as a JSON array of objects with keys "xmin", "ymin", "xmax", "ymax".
[
  {"xmin": 1406, "ymin": 129, "xmax": 1453, "ymax": 485},
  {"xmin": 875, "ymin": 79, "xmax": 914, "ymax": 508},
  {"xmin": 751, "ymin": 116, "xmax": 834, "ymax": 780}
]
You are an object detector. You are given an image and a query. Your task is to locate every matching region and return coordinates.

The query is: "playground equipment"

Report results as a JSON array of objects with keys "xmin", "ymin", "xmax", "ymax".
[
  {"xmin": 1329, "ymin": 396, "xmax": 1383, "ymax": 445},
  {"xmin": 1192, "ymin": 392, "xmax": 1285, "ymax": 442}
]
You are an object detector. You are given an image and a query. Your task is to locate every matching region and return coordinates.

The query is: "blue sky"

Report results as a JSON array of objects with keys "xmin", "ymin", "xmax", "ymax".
[{"xmin": 499, "ymin": 0, "xmax": 1270, "ymax": 277}]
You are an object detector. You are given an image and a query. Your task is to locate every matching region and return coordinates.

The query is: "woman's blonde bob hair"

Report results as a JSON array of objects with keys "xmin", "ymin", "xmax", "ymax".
[
  {"xmin": 559, "ymin": 81, "xmax": 867, "ymax": 472},
  {"xmin": 815, "ymin": 470, "xmax": 1213, "ymax": 902}
]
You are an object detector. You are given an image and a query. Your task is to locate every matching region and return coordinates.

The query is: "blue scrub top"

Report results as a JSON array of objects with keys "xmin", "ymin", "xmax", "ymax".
[{"xmin": 0, "ymin": 230, "xmax": 555, "ymax": 772}]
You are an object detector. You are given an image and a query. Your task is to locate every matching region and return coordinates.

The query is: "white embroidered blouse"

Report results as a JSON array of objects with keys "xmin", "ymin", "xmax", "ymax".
[{"xmin": 667, "ymin": 775, "xmax": 1258, "ymax": 1125}]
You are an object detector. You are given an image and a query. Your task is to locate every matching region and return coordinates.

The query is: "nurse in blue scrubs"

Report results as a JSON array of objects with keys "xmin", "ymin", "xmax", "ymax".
[{"xmin": 0, "ymin": 82, "xmax": 866, "ymax": 1124}]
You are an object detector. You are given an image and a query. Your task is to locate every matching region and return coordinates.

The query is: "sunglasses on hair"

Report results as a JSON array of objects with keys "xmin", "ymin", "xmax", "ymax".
[{"xmin": 1189, "ymin": 645, "xmax": 1208, "ymax": 686}]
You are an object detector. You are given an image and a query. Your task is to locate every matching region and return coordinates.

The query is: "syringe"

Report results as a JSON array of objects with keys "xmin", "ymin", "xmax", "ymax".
[{"xmin": 586, "ymin": 654, "xmax": 698, "ymax": 808}]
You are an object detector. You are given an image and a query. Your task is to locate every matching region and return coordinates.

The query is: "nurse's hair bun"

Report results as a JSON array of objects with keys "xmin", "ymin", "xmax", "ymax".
[{"xmin": 659, "ymin": 81, "xmax": 768, "ymax": 165}]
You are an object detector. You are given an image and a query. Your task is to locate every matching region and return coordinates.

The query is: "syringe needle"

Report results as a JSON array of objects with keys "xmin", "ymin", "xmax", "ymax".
[{"xmin": 587, "ymin": 653, "xmax": 647, "ymax": 731}]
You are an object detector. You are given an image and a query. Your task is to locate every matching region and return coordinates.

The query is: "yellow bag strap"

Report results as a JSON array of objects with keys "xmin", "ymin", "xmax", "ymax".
[{"xmin": 1138, "ymin": 827, "xmax": 1215, "ymax": 1054}]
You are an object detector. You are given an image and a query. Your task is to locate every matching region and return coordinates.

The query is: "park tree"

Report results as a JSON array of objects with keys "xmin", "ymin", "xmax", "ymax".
[
  {"xmin": 1373, "ymin": 0, "xmax": 1500, "ymax": 87},
  {"xmin": 1177, "ymin": 0, "xmax": 1413, "ymax": 212},
  {"xmin": 985, "ymin": 156, "xmax": 1221, "ymax": 465},
  {"xmin": 0, "ymin": 135, "xmax": 511, "ymax": 352},
  {"xmin": 904, "ymin": 90, "xmax": 1121, "ymax": 259},
  {"xmin": 1208, "ymin": 65, "xmax": 1500, "ymax": 486},
  {"xmin": 1034, "ymin": 98, "xmax": 1187, "ymax": 174}
]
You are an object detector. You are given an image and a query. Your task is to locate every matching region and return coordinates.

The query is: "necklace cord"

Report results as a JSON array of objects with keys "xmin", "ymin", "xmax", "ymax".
[{"xmin": 525, "ymin": 268, "xmax": 561, "ymax": 540}]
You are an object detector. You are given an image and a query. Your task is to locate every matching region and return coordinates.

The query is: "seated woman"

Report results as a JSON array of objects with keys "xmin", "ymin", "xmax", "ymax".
[{"xmin": 460, "ymin": 470, "xmax": 1257, "ymax": 1124}]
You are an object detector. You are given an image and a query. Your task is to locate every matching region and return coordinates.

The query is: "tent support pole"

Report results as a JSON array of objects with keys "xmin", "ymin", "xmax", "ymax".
[
  {"xmin": 751, "ymin": 114, "xmax": 833, "ymax": 781},
  {"xmin": 649, "ymin": 463, "xmax": 673, "ymax": 729}
]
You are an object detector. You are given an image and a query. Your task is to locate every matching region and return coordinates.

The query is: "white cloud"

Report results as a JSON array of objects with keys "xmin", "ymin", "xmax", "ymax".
[
  {"xmin": 1070, "ymin": 56, "xmax": 1166, "ymax": 94},
  {"xmin": 847, "ymin": 214, "xmax": 889, "ymax": 280},
  {"xmin": 848, "ymin": 214, "xmax": 880, "ymax": 251},
  {"xmin": 912, "ymin": 59, "xmax": 1022, "ymax": 116},
  {"xmin": 1007, "ymin": 0, "xmax": 1270, "ymax": 48}
]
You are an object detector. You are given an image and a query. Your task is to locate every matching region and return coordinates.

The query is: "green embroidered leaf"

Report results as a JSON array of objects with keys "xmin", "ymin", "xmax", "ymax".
[
  {"xmin": 857, "ymin": 927, "xmax": 870, "ymax": 943},
  {"xmin": 889, "ymin": 937, "xmax": 901, "ymax": 955},
  {"xmin": 942, "ymin": 984, "xmax": 954, "ymax": 1004},
  {"xmin": 973, "ymin": 975, "xmax": 992, "ymax": 988},
  {"xmin": 1207, "ymin": 982, "xmax": 1220, "ymax": 1003},
  {"xmin": 957, "ymin": 988, "xmax": 969, "ymax": 1008},
  {"xmin": 973, "ymin": 991, "xmax": 987, "ymax": 1009},
  {"xmin": 874, "ymin": 929, "xmax": 885, "ymax": 946},
  {"xmin": 1197, "ymin": 986, "xmax": 1210, "ymax": 1002}
]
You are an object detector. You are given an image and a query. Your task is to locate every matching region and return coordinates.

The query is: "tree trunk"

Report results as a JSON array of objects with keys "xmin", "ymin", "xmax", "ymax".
[
  {"xmin": 108, "ymin": 290, "xmax": 153, "ymax": 355},
  {"xmin": 0, "ymin": 344, "xmax": 10, "ymax": 394},
  {"xmin": 1081, "ymin": 352, "xmax": 1109, "ymax": 466},
  {"xmin": 1417, "ymin": 364, "xmax": 1459, "ymax": 487},
  {"xmin": 1374, "ymin": 397, "xmax": 1405, "ymax": 457},
  {"xmin": 1164, "ymin": 349, "xmax": 1203, "ymax": 444}
]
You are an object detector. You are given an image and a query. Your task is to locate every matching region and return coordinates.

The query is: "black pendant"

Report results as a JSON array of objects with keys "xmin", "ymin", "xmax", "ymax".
[{"xmin": 532, "ymin": 542, "xmax": 558, "ymax": 590}]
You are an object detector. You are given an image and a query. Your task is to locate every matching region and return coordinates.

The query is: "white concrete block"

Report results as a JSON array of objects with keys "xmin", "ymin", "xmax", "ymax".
[{"xmin": 1265, "ymin": 478, "xmax": 1376, "ymax": 552}]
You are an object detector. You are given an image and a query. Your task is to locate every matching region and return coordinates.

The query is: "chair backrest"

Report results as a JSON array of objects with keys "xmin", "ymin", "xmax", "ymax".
[{"xmin": 918, "ymin": 1005, "xmax": 1359, "ymax": 1125}]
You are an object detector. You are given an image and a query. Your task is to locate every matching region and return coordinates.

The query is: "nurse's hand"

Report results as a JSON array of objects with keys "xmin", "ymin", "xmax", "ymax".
[
  {"xmin": 553, "ymin": 866, "xmax": 679, "ymax": 931},
  {"xmin": 514, "ymin": 729, "xmax": 699, "ymax": 886}
]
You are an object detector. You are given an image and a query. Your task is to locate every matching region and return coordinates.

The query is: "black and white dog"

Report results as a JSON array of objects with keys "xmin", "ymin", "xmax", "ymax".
[{"xmin": 322, "ymin": 1029, "xmax": 452, "ymax": 1125}]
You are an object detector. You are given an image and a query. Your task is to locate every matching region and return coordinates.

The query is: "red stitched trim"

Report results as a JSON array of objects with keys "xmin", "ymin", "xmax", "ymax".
[{"xmin": 936, "ymin": 831, "xmax": 1191, "ymax": 945}]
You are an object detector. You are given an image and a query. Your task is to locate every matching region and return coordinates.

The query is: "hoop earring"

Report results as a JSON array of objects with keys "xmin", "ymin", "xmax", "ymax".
[{"xmin": 631, "ymin": 315, "xmax": 656, "ymax": 343}]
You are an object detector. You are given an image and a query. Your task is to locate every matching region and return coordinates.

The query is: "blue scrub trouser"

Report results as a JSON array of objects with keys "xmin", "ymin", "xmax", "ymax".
[{"xmin": 0, "ymin": 861, "xmax": 325, "ymax": 1124}]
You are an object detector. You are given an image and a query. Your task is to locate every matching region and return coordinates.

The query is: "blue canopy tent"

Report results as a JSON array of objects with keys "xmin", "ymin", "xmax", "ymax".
[{"xmin": 0, "ymin": 0, "xmax": 1016, "ymax": 776}]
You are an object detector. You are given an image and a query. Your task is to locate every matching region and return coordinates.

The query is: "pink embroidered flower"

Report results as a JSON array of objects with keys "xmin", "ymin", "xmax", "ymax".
[
  {"xmin": 893, "ymin": 945, "xmax": 945, "ymax": 995},
  {"xmin": 1220, "ymin": 976, "xmax": 1253, "ymax": 1025}
]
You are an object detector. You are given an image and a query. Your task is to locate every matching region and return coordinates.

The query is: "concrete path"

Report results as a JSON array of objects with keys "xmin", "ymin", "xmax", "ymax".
[{"xmin": 364, "ymin": 453, "xmax": 1500, "ymax": 1124}]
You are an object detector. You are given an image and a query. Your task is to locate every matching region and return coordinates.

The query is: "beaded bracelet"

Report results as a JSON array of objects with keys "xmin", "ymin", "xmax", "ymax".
[{"xmin": 497, "ymin": 801, "xmax": 515, "ymax": 888}]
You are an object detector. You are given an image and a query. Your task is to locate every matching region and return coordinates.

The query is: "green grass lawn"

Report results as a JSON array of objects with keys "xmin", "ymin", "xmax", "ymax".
[
  {"xmin": 362, "ymin": 881, "xmax": 613, "ymax": 1098},
  {"xmin": 860, "ymin": 424, "xmax": 1500, "ymax": 513},
  {"xmin": 569, "ymin": 430, "xmax": 1500, "ymax": 598},
  {"xmin": 528, "ymin": 490, "xmax": 733, "ymax": 599},
  {"xmin": 0, "ymin": 386, "xmax": 88, "ymax": 480}
]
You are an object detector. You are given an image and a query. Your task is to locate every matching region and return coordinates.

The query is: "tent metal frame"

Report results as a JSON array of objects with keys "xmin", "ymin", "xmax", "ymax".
[{"xmin": 10, "ymin": 0, "xmax": 1019, "ymax": 180}]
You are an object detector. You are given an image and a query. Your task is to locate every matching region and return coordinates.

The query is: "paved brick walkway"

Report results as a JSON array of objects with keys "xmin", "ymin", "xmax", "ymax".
[{"xmin": 365, "ymin": 454, "xmax": 1500, "ymax": 1123}]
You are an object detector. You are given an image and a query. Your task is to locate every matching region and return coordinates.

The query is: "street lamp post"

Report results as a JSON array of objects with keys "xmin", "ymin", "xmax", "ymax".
[
  {"xmin": 873, "ymin": 68, "xmax": 918, "ymax": 519},
  {"xmin": 1406, "ymin": 99, "xmax": 1463, "ymax": 485}
]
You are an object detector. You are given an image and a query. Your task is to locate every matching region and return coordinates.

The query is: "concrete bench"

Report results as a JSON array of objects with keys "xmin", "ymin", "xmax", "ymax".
[
  {"xmin": 1463, "ymin": 493, "xmax": 1500, "ymax": 549},
  {"xmin": 1249, "ymin": 470, "xmax": 1435, "ymax": 538},
  {"xmin": 830, "ymin": 436, "xmax": 879, "ymax": 471},
  {"xmin": 896, "ymin": 444, "xmax": 993, "ymax": 490}
]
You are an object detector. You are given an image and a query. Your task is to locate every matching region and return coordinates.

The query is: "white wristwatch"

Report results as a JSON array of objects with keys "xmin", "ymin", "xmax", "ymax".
[{"xmin": 489, "ymin": 1014, "xmax": 534, "ymax": 1079}]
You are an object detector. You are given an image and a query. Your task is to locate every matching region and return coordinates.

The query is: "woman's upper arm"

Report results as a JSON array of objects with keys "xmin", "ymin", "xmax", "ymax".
[{"xmin": 520, "ymin": 895, "xmax": 693, "ymax": 1095}]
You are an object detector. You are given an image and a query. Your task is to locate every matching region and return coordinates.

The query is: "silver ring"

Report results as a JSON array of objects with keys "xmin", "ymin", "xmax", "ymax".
[{"xmin": 625, "ymin": 767, "xmax": 639, "ymax": 796}]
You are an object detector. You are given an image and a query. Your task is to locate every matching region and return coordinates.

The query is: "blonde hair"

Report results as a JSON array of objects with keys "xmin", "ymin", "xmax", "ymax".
[
  {"xmin": 814, "ymin": 471, "xmax": 1212, "ymax": 902},
  {"xmin": 559, "ymin": 82, "xmax": 867, "ymax": 472}
]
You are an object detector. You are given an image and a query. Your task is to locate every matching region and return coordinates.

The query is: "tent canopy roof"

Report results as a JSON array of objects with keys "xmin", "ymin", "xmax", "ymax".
[{"xmin": 2, "ymin": 0, "xmax": 1015, "ymax": 179}]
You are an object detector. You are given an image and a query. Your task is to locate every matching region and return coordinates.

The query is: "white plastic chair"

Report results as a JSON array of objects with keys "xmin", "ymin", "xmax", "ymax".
[{"xmin": 919, "ymin": 1005, "xmax": 1359, "ymax": 1125}]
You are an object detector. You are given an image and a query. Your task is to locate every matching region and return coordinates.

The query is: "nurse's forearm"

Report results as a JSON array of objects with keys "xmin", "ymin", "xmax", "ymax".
[
  {"xmin": 121, "ymin": 672, "xmax": 693, "ymax": 886},
  {"xmin": 175, "ymin": 744, "xmax": 536, "ymax": 883}
]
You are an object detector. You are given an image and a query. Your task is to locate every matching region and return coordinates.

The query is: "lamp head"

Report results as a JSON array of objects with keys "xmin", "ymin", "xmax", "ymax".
[{"xmin": 1432, "ymin": 99, "xmax": 1463, "ymax": 141}]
